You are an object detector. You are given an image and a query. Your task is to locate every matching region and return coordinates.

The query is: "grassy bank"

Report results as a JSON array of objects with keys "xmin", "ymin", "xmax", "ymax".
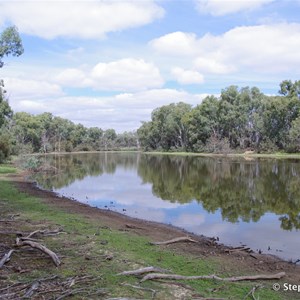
[
  {"xmin": 0, "ymin": 164, "xmax": 286, "ymax": 299},
  {"xmin": 143, "ymin": 151, "xmax": 300, "ymax": 159}
]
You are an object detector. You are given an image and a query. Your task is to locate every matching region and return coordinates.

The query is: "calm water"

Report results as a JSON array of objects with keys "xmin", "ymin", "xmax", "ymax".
[{"xmin": 33, "ymin": 152, "xmax": 300, "ymax": 261}]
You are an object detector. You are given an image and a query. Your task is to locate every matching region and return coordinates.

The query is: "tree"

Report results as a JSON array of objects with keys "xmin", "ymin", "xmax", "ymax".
[
  {"xmin": 0, "ymin": 26, "xmax": 24, "ymax": 68},
  {"xmin": 0, "ymin": 26, "xmax": 23, "ymax": 160},
  {"xmin": 279, "ymin": 80, "xmax": 300, "ymax": 99}
]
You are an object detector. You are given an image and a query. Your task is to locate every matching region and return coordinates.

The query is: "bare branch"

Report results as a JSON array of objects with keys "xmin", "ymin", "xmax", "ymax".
[
  {"xmin": 117, "ymin": 266, "xmax": 170, "ymax": 276},
  {"xmin": 0, "ymin": 249, "xmax": 14, "ymax": 268},
  {"xmin": 140, "ymin": 272, "xmax": 285, "ymax": 283},
  {"xmin": 150, "ymin": 236, "xmax": 198, "ymax": 245}
]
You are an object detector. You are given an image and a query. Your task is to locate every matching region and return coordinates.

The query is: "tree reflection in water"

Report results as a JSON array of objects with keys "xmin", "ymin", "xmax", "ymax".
[{"xmin": 33, "ymin": 153, "xmax": 300, "ymax": 231}]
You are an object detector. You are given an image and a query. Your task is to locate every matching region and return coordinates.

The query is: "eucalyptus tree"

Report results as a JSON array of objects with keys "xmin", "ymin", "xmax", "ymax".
[{"xmin": 0, "ymin": 26, "xmax": 23, "ymax": 161}]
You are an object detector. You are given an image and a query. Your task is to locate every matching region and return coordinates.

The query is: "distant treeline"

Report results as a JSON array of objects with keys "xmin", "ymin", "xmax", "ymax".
[
  {"xmin": 3, "ymin": 112, "xmax": 138, "ymax": 156},
  {"xmin": 0, "ymin": 80, "xmax": 300, "ymax": 161},
  {"xmin": 138, "ymin": 80, "xmax": 300, "ymax": 153}
]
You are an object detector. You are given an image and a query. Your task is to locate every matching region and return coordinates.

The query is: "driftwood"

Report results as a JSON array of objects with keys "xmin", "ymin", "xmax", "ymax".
[
  {"xmin": 0, "ymin": 249, "xmax": 14, "ymax": 268},
  {"xmin": 15, "ymin": 237, "xmax": 61, "ymax": 266},
  {"xmin": 150, "ymin": 236, "xmax": 198, "ymax": 245},
  {"xmin": 140, "ymin": 272, "xmax": 286, "ymax": 283},
  {"xmin": 117, "ymin": 266, "xmax": 170, "ymax": 276}
]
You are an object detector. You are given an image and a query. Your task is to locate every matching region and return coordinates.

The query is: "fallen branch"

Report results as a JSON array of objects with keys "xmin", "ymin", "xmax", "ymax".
[
  {"xmin": 117, "ymin": 266, "xmax": 170, "ymax": 276},
  {"xmin": 15, "ymin": 237, "xmax": 61, "ymax": 266},
  {"xmin": 0, "ymin": 249, "xmax": 14, "ymax": 268},
  {"xmin": 25, "ymin": 229, "xmax": 64, "ymax": 239},
  {"xmin": 150, "ymin": 236, "xmax": 198, "ymax": 245},
  {"xmin": 140, "ymin": 272, "xmax": 285, "ymax": 283}
]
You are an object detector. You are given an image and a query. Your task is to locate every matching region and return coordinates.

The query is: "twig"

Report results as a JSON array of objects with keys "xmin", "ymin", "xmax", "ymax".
[
  {"xmin": 117, "ymin": 266, "xmax": 170, "ymax": 276},
  {"xmin": 150, "ymin": 236, "xmax": 197, "ymax": 245},
  {"xmin": 0, "ymin": 249, "xmax": 14, "ymax": 268},
  {"xmin": 243, "ymin": 284, "xmax": 264, "ymax": 300},
  {"xmin": 140, "ymin": 272, "xmax": 285, "ymax": 283}
]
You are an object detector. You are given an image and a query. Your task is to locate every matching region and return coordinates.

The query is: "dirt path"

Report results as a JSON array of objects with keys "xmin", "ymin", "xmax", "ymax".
[{"xmin": 13, "ymin": 175, "xmax": 300, "ymax": 285}]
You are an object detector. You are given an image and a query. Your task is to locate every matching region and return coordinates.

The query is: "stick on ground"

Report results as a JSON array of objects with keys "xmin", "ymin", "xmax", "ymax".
[
  {"xmin": 0, "ymin": 249, "xmax": 14, "ymax": 268},
  {"xmin": 117, "ymin": 266, "xmax": 170, "ymax": 276},
  {"xmin": 150, "ymin": 236, "xmax": 198, "ymax": 245},
  {"xmin": 140, "ymin": 272, "xmax": 285, "ymax": 283}
]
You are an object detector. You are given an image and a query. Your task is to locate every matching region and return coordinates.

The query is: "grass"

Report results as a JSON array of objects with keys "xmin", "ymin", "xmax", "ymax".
[
  {"xmin": 143, "ymin": 150, "xmax": 300, "ymax": 159},
  {"xmin": 0, "ymin": 164, "xmax": 17, "ymax": 174},
  {"xmin": 0, "ymin": 166, "xmax": 287, "ymax": 299}
]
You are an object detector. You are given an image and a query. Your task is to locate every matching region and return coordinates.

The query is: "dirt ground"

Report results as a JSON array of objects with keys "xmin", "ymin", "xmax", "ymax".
[{"xmin": 11, "ymin": 174, "xmax": 300, "ymax": 285}]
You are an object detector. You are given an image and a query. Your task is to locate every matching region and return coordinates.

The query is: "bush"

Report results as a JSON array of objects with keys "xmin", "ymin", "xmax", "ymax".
[
  {"xmin": 22, "ymin": 156, "xmax": 42, "ymax": 171},
  {"xmin": 257, "ymin": 138, "xmax": 278, "ymax": 153},
  {"xmin": 0, "ymin": 132, "xmax": 11, "ymax": 163}
]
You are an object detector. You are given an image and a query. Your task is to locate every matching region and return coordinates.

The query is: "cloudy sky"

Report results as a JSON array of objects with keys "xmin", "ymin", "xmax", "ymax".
[{"xmin": 1, "ymin": 0, "xmax": 300, "ymax": 132}]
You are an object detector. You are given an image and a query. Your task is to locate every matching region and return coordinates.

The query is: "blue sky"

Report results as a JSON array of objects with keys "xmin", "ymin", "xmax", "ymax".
[{"xmin": 1, "ymin": 0, "xmax": 300, "ymax": 131}]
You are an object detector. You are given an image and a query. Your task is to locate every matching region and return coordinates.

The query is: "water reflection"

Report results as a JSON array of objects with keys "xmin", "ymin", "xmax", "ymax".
[{"xmin": 33, "ymin": 152, "xmax": 300, "ymax": 260}]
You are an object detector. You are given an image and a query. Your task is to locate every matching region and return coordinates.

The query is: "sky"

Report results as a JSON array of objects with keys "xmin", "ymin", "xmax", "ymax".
[{"xmin": 1, "ymin": 0, "xmax": 300, "ymax": 132}]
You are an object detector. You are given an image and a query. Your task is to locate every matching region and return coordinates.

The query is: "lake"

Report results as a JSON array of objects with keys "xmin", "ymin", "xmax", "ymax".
[{"xmin": 33, "ymin": 152, "xmax": 300, "ymax": 261}]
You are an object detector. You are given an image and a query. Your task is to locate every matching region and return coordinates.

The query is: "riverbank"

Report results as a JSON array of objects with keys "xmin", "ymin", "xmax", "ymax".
[
  {"xmin": 1, "ymin": 165, "xmax": 299, "ymax": 299},
  {"xmin": 28, "ymin": 150, "xmax": 300, "ymax": 161}
]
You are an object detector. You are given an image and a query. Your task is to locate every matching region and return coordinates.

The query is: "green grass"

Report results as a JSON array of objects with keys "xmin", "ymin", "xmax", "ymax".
[
  {"xmin": 143, "ymin": 151, "xmax": 300, "ymax": 159},
  {"xmin": 0, "ymin": 171, "xmax": 287, "ymax": 299},
  {"xmin": 0, "ymin": 164, "xmax": 17, "ymax": 174}
]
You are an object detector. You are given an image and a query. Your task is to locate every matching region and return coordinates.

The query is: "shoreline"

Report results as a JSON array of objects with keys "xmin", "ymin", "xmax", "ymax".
[
  {"xmin": 23, "ymin": 150, "xmax": 300, "ymax": 160},
  {"xmin": 19, "ymin": 173, "xmax": 297, "ymax": 265},
  {"xmin": 1, "ymin": 169, "xmax": 300, "ymax": 299}
]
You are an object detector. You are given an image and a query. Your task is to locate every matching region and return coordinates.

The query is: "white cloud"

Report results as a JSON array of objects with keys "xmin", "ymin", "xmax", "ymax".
[
  {"xmin": 55, "ymin": 58, "xmax": 164, "ymax": 92},
  {"xmin": 90, "ymin": 59, "xmax": 164, "ymax": 91},
  {"xmin": 194, "ymin": 57, "xmax": 235, "ymax": 74},
  {"xmin": 171, "ymin": 67, "xmax": 204, "ymax": 84},
  {"xmin": 55, "ymin": 68, "xmax": 90, "ymax": 88},
  {"xmin": 195, "ymin": 0, "xmax": 274, "ymax": 16},
  {"xmin": 4, "ymin": 77, "xmax": 64, "ymax": 99},
  {"xmin": 150, "ymin": 23, "xmax": 300, "ymax": 75},
  {"xmin": 0, "ymin": 1, "xmax": 164, "ymax": 39},
  {"xmin": 150, "ymin": 31, "xmax": 198, "ymax": 56},
  {"xmin": 7, "ymin": 77, "xmax": 207, "ymax": 131}
]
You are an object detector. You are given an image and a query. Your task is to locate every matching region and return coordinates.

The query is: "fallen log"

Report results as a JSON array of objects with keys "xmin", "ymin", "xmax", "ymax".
[
  {"xmin": 15, "ymin": 237, "xmax": 61, "ymax": 266},
  {"xmin": 150, "ymin": 236, "xmax": 198, "ymax": 245},
  {"xmin": 117, "ymin": 266, "xmax": 170, "ymax": 276},
  {"xmin": 140, "ymin": 272, "xmax": 285, "ymax": 283},
  {"xmin": 0, "ymin": 250, "xmax": 14, "ymax": 268}
]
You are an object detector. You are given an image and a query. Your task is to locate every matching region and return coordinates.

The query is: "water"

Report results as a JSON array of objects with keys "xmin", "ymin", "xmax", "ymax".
[{"xmin": 33, "ymin": 152, "xmax": 300, "ymax": 261}]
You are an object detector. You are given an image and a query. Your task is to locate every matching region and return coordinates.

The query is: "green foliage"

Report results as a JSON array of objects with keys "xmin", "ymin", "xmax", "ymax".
[
  {"xmin": 138, "ymin": 82, "xmax": 300, "ymax": 154},
  {"xmin": 279, "ymin": 79, "xmax": 300, "ymax": 99},
  {"xmin": 0, "ymin": 26, "xmax": 24, "ymax": 68},
  {"xmin": 21, "ymin": 156, "xmax": 42, "ymax": 171},
  {"xmin": 0, "ymin": 164, "xmax": 16, "ymax": 174},
  {"xmin": 0, "ymin": 131, "xmax": 11, "ymax": 163}
]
